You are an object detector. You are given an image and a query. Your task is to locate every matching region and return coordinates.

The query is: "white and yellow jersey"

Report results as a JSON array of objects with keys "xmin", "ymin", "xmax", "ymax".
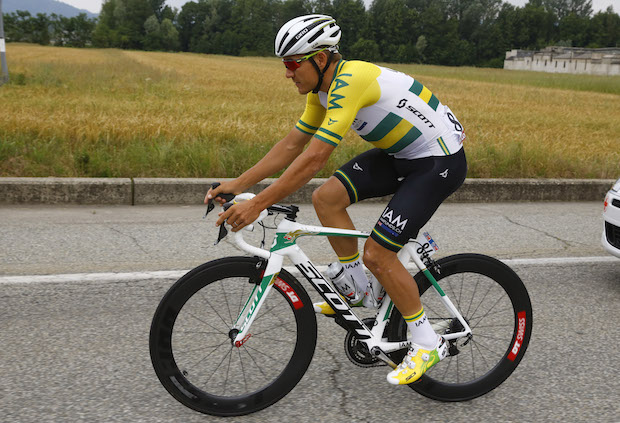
[{"xmin": 295, "ymin": 60, "xmax": 465, "ymax": 159}]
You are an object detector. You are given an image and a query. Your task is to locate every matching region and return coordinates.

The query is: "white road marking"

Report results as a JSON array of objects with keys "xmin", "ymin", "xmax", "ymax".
[{"xmin": 0, "ymin": 256, "xmax": 616, "ymax": 285}]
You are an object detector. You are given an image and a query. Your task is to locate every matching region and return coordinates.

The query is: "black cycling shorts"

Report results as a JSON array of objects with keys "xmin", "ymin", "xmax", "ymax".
[{"xmin": 333, "ymin": 148, "xmax": 467, "ymax": 252}]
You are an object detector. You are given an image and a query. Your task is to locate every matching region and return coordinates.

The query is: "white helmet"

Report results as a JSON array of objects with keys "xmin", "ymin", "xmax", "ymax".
[{"xmin": 275, "ymin": 15, "xmax": 341, "ymax": 57}]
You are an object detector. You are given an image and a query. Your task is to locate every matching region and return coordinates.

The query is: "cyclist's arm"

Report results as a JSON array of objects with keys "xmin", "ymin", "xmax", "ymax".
[
  {"xmin": 233, "ymin": 128, "xmax": 312, "ymax": 191},
  {"xmin": 252, "ymin": 137, "xmax": 334, "ymax": 209},
  {"xmin": 207, "ymin": 128, "xmax": 312, "ymax": 201},
  {"xmin": 215, "ymin": 137, "xmax": 334, "ymax": 229}
]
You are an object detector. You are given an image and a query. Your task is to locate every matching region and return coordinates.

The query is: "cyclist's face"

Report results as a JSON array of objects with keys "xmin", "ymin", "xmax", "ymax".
[{"xmin": 284, "ymin": 55, "xmax": 319, "ymax": 95}]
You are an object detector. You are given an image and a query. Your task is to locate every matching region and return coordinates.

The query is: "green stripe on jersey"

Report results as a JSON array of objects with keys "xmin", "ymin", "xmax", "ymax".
[
  {"xmin": 295, "ymin": 125, "xmax": 315, "ymax": 136},
  {"xmin": 315, "ymin": 134, "xmax": 338, "ymax": 147},
  {"xmin": 318, "ymin": 127, "xmax": 343, "ymax": 141},
  {"xmin": 384, "ymin": 126, "xmax": 422, "ymax": 154},
  {"xmin": 428, "ymin": 94, "xmax": 439, "ymax": 111},
  {"xmin": 361, "ymin": 113, "xmax": 402, "ymax": 142},
  {"xmin": 409, "ymin": 80, "xmax": 440, "ymax": 110},
  {"xmin": 298, "ymin": 120, "xmax": 318, "ymax": 132},
  {"xmin": 409, "ymin": 80, "xmax": 424, "ymax": 96},
  {"xmin": 437, "ymin": 136, "xmax": 450, "ymax": 155}
]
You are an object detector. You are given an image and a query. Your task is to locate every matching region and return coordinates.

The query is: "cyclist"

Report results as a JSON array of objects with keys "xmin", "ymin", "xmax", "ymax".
[{"xmin": 208, "ymin": 14, "xmax": 467, "ymax": 385}]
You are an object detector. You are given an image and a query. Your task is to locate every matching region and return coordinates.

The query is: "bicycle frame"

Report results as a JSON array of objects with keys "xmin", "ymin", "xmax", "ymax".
[{"xmin": 228, "ymin": 215, "xmax": 472, "ymax": 367}]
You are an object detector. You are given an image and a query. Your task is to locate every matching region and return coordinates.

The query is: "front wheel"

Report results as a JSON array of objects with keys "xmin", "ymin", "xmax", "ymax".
[
  {"xmin": 149, "ymin": 256, "xmax": 318, "ymax": 416},
  {"xmin": 386, "ymin": 253, "xmax": 532, "ymax": 401}
]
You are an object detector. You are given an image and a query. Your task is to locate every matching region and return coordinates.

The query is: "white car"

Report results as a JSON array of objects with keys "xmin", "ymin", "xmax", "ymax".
[{"xmin": 602, "ymin": 178, "xmax": 620, "ymax": 258}]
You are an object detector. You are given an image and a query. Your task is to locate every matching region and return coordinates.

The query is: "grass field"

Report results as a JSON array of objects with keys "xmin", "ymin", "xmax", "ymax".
[{"xmin": 1, "ymin": 43, "xmax": 619, "ymax": 179}]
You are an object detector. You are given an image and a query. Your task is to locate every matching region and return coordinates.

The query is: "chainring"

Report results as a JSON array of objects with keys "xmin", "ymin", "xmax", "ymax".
[{"xmin": 344, "ymin": 318, "xmax": 385, "ymax": 368}]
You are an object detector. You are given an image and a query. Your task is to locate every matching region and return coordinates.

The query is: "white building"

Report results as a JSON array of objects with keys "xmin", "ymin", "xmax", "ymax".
[{"xmin": 504, "ymin": 46, "xmax": 620, "ymax": 76}]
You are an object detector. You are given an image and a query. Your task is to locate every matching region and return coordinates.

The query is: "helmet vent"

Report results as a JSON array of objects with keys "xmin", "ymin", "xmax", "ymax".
[{"xmin": 307, "ymin": 29, "xmax": 325, "ymax": 44}]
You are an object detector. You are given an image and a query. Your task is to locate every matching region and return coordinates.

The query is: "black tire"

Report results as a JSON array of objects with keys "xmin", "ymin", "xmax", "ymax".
[
  {"xmin": 149, "ymin": 256, "xmax": 317, "ymax": 416},
  {"xmin": 386, "ymin": 253, "xmax": 532, "ymax": 401}
]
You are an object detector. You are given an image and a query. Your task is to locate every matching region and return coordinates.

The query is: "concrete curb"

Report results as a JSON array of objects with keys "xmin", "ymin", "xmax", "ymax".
[{"xmin": 0, "ymin": 177, "xmax": 615, "ymax": 205}]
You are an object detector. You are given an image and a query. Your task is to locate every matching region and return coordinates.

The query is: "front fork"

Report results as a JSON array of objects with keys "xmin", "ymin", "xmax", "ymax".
[{"xmin": 230, "ymin": 254, "xmax": 283, "ymax": 346}]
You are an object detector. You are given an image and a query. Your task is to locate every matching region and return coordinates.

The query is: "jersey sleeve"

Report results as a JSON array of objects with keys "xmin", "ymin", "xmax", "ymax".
[
  {"xmin": 313, "ymin": 62, "xmax": 381, "ymax": 147},
  {"xmin": 295, "ymin": 93, "xmax": 325, "ymax": 136}
]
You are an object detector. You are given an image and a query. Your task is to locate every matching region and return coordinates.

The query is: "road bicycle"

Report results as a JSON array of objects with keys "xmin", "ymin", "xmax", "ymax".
[{"xmin": 149, "ymin": 189, "xmax": 533, "ymax": 417}]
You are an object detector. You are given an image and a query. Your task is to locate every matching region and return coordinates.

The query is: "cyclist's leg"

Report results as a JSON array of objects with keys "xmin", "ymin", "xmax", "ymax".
[
  {"xmin": 312, "ymin": 177, "xmax": 357, "ymax": 256},
  {"xmin": 364, "ymin": 148, "xmax": 467, "ymax": 384},
  {"xmin": 365, "ymin": 148, "xmax": 467, "ymax": 309},
  {"xmin": 312, "ymin": 149, "xmax": 401, "ymax": 309},
  {"xmin": 363, "ymin": 237, "xmax": 422, "ymax": 315},
  {"xmin": 312, "ymin": 148, "xmax": 401, "ymax": 257}
]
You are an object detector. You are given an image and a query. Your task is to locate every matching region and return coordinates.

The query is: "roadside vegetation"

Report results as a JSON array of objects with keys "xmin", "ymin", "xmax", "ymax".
[{"xmin": 1, "ymin": 44, "xmax": 618, "ymax": 179}]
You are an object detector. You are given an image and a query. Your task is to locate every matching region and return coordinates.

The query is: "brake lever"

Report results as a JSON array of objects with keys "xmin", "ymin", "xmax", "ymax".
[
  {"xmin": 204, "ymin": 182, "xmax": 236, "ymax": 218},
  {"xmin": 214, "ymin": 200, "xmax": 235, "ymax": 245}
]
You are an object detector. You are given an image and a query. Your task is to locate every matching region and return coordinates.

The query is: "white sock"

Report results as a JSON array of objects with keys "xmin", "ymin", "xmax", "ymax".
[
  {"xmin": 404, "ymin": 308, "xmax": 438, "ymax": 350},
  {"xmin": 339, "ymin": 253, "xmax": 369, "ymax": 295}
]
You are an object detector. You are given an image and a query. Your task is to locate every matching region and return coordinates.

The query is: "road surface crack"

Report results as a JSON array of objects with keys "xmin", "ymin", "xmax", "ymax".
[
  {"xmin": 502, "ymin": 216, "xmax": 578, "ymax": 250},
  {"xmin": 106, "ymin": 226, "xmax": 149, "ymax": 255},
  {"xmin": 322, "ymin": 346, "xmax": 371, "ymax": 423}
]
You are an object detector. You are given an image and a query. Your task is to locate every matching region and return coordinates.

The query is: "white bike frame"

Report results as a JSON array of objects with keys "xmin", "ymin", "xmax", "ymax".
[{"xmin": 226, "ymin": 204, "xmax": 472, "ymax": 368}]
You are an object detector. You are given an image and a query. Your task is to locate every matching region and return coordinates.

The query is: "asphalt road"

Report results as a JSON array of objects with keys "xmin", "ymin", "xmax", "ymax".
[{"xmin": 1, "ymin": 202, "xmax": 619, "ymax": 422}]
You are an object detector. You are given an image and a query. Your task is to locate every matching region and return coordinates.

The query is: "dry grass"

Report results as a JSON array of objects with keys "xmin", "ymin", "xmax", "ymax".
[{"xmin": 1, "ymin": 43, "xmax": 618, "ymax": 178}]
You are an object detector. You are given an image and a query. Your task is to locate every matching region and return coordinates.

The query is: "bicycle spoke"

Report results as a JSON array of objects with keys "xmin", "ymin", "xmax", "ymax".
[
  {"xmin": 197, "ymin": 290, "xmax": 233, "ymax": 329},
  {"xmin": 187, "ymin": 339, "xmax": 230, "ymax": 371},
  {"xmin": 222, "ymin": 345, "xmax": 233, "ymax": 395},
  {"xmin": 243, "ymin": 343, "xmax": 282, "ymax": 363},
  {"xmin": 240, "ymin": 345, "xmax": 269, "ymax": 378},
  {"xmin": 470, "ymin": 293, "xmax": 506, "ymax": 324},
  {"xmin": 238, "ymin": 348, "xmax": 249, "ymax": 393},
  {"xmin": 465, "ymin": 278, "xmax": 481, "ymax": 318},
  {"xmin": 184, "ymin": 310, "xmax": 228, "ymax": 335},
  {"xmin": 470, "ymin": 341, "xmax": 476, "ymax": 379},
  {"xmin": 470, "ymin": 337, "xmax": 504, "ymax": 358},
  {"xmin": 220, "ymin": 278, "xmax": 234, "ymax": 325},
  {"xmin": 201, "ymin": 345, "xmax": 234, "ymax": 390}
]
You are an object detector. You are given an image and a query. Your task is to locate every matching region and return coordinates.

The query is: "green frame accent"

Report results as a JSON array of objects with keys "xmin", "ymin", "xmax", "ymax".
[
  {"xmin": 270, "ymin": 229, "xmax": 368, "ymax": 252},
  {"xmin": 422, "ymin": 268, "xmax": 445, "ymax": 296}
]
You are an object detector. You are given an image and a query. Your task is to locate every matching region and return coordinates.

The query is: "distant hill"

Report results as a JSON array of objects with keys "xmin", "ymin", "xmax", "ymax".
[{"xmin": 3, "ymin": 0, "xmax": 99, "ymax": 19}]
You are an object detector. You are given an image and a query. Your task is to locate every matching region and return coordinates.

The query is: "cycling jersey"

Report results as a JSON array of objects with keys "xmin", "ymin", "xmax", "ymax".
[{"xmin": 295, "ymin": 60, "xmax": 465, "ymax": 159}]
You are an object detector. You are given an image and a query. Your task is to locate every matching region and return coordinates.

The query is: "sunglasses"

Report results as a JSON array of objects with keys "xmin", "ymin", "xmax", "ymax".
[{"xmin": 282, "ymin": 48, "xmax": 328, "ymax": 71}]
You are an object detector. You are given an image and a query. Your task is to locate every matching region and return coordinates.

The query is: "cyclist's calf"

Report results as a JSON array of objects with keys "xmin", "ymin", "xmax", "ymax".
[{"xmin": 363, "ymin": 238, "xmax": 422, "ymax": 315}]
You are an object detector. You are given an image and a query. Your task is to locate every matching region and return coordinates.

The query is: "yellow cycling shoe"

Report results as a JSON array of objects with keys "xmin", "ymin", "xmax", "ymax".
[{"xmin": 386, "ymin": 336, "xmax": 447, "ymax": 385}]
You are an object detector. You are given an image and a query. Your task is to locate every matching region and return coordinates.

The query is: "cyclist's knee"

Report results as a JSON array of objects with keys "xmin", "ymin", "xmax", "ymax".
[
  {"xmin": 363, "ymin": 238, "xmax": 397, "ymax": 275},
  {"xmin": 312, "ymin": 177, "xmax": 349, "ymax": 213}
]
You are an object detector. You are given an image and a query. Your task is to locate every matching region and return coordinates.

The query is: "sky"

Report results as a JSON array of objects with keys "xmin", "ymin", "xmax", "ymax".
[{"xmin": 62, "ymin": 0, "xmax": 619, "ymax": 14}]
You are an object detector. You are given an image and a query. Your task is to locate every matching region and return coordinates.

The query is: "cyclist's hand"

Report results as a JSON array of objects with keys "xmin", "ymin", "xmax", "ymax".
[
  {"xmin": 205, "ymin": 181, "xmax": 240, "ymax": 205},
  {"xmin": 216, "ymin": 199, "xmax": 261, "ymax": 232}
]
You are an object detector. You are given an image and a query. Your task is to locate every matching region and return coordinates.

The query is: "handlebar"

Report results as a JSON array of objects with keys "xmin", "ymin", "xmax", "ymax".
[{"xmin": 204, "ymin": 182, "xmax": 298, "ymax": 246}]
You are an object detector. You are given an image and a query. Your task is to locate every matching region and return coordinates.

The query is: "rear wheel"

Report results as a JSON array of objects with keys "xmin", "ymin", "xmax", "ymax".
[
  {"xmin": 149, "ymin": 257, "xmax": 317, "ymax": 416},
  {"xmin": 386, "ymin": 253, "xmax": 532, "ymax": 401}
]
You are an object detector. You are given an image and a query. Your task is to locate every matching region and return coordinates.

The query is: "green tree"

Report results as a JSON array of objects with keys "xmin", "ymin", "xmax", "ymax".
[
  {"xmin": 558, "ymin": 12, "xmax": 589, "ymax": 46},
  {"xmin": 349, "ymin": 37, "xmax": 382, "ymax": 61},
  {"xmin": 330, "ymin": 0, "xmax": 369, "ymax": 57},
  {"xmin": 543, "ymin": 0, "xmax": 593, "ymax": 19},
  {"xmin": 369, "ymin": 0, "xmax": 419, "ymax": 61},
  {"xmin": 176, "ymin": 1, "xmax": 203, "ymax": 51},
  {"xmin": 93, "ymin": 0, "xmax": 121, "ymax": 47},
  {"xmin": 32, "ymin": 13, "xmax": 51, "ymax": 45},
  {"xmin": 143, "ymin": 14, "xmax": 163, "ymax": 49},
  {"xmin": 588, "ymin": 7, "xmax": 620, "ymax": 47},
  {"xmin": 231, "ymin": 0, "xmax": 278, "ymax": 56}
]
